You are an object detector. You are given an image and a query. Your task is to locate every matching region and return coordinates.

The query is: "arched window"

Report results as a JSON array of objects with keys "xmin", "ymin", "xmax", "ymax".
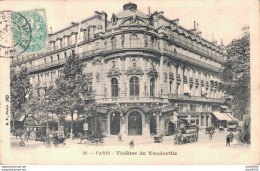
[
  {"xmin": 150, "ymin": 78, "xmax": 155, "ymax": 97},
  {"xmin": 130, "ymin": 77, "xmax": 139, "ymax": 96},
  {"xmin": 130, "ymin": 34, "xmax": 138, "ymax": 48},
  {"xmin": 111, "ymin": 37, "xmax": 116, "ymax": 50},
  {"xmin": 111, "ymin": 78, "xmax": 118, "ymax": 97}
]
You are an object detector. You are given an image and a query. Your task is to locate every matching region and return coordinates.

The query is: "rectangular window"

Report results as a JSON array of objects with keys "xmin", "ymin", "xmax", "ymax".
[
  {"xmin": 50, "ymin": 72, "xmax": 53, "ymax": 82},
  {"xmin": 64, "ymin": 52, "xmax": 67, "ymax": 58},
  {"xmin": 170, "ymin": 81, "xmax": 173, "ymax": 93},
  {"xmin": 57, "ymin": 55, "xmax": 60, "ymax": 60},
  {"xmin": 50, "ymin": 56, "xmax": 53, "ymax": 62}
]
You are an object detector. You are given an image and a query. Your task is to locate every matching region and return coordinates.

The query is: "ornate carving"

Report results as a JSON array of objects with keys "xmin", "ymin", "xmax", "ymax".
[
  {"xmin": 96, "ymin": 72, "xmax": 100, "ymax": 82},
  {"xmin": 107, "ymin": 68, "xmax": 121, "ymax": 77},
  {"xmin": 131, "ymin": 11, "xmax": 137, "ymax": 24},
  {"xmin": 169, "ymin": 72, "xmax": 174, "ymax": 80},
  {"xmin": 147, "ymin": 68, "xmax": 158, "ymax": 78},
  {"xmin": 125, "ymin": 67, "xmax": 144, "ymax": 75},
  {"xmin": 164, "ymin": 72, "xmax": 168, "ymax": 83}
]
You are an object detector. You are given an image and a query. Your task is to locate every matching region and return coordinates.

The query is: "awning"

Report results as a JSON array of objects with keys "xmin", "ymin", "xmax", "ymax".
[
  {"xmin": 212, "ymin": 112, "xmax": 232, "ymax": 121},
  {"xmin": 184, "ymin": 84, "xmax": 191, "ymax": 94},
  {"xmin": 220, "ymin": 105, "xmax": 228, "ymax": 109},
  {"xmin": 226, "ymin": 113, "xmax": 238, "ymax": 121}
]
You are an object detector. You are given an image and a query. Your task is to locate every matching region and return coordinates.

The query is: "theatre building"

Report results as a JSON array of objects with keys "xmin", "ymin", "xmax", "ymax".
[{"xmin": 11, "ymin": 3, "xmax": 228, "ymax": 136}]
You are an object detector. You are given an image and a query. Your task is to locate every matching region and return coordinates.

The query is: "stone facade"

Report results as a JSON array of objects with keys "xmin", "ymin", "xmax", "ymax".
[{"xmin": 11, "ymin": 3, "xmax": 226, "ymax": 136}]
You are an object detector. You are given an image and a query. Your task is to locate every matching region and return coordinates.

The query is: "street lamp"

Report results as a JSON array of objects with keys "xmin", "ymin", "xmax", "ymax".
[{"xmin": 45, "ymin": 96, "xmax": 50, "ymax": 147}]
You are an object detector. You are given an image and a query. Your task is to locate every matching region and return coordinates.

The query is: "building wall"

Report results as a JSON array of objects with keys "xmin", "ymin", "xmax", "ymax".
[{"xmin": 11, "ymin": 3, "xmax": 226, "ymax": 135}]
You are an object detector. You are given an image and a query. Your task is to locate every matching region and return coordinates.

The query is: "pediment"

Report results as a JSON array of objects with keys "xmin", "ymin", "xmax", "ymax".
[
  {"xmin": 107, "ymin": 68, "xmax": 121, "ymax": 77},
  {"xmin": 125, "ymin": 67, "xmax": 144, "ymax": 75}
]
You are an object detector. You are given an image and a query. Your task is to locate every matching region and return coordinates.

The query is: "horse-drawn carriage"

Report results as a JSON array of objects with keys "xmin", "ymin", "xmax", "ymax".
[
  {"xmin": 227, "ymin": 121, "xmax": 239, "ymax": 132},
  {"xmin": 79, "ymin": 133, "xmax": 104, "ymax": 145},
  {"xmin": 205, "ymin": 126, "xmax": 215, "ymax": 134},
  {"xmin": 52, "ymin": 136, "xmax": 66, "ymax": 147},
  {"xmin": 174, "ymin": 123, "xmax": 198, "ymax": 145},
  {"xmin": 218, "ymin": 125, "xmax": 224, "ymax": 132}
]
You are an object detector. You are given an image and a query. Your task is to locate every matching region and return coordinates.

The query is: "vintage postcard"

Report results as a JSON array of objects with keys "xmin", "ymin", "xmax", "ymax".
[{"xmin": 0, "ymin": 0, "xmax": 259, "ymax": 165}]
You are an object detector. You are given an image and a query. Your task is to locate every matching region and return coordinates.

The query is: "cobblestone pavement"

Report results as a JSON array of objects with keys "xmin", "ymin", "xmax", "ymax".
[{"xmin": 10, "ymin": 129, "xmax": 249, "ymax": 149}]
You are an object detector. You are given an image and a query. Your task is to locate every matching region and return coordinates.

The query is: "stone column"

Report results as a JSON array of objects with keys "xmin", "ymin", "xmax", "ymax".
[
  {"xmin": 203, "ymin": 115, "xmax": 206, "ymax": 127},
  {"xmin": 208, "ymin": 115, "xmax": 212, "ymax": 127},
  {"xmin": 199, "ymin": 114, "xmax": 201, "ymax": 127}
]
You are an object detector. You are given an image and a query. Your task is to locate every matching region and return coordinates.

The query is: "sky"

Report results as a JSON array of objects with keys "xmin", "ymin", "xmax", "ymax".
[{"xmin": 0, "ymin": 0, "xmax": 253, "ymax": 46}]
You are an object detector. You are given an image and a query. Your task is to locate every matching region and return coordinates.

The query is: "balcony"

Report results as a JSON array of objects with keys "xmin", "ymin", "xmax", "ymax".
[
  {"xmin": 168, "ymin": 93, "xmax": 225, "ymax": 103},
  {"xmin": 166, "ymin": 49, "xmax": 221, "ymax": 72},
  {"xmin": 14, "ymin": 41, "xmax": 222, "ymax": 74},
  {"xmin": 168, "ymin": 34, "xmax": 226, "ymax": 64},
  {"xmin": 177, "ymin": 74, "xmax": 181, "ymax": 83},
  {"xmin": 183, "ymin": 76, "xmax": 187, "ymax": 84},
  {"xmin": 190, "ymin": 77, "xmax": 194, "ymax": 85},
  {"xmin": 195, "ymin": 79, "xmax": 199, "ymax": 86},
  {"xmin": 28, "ymin": 58, "xmax": 66, "ymax": 73},
  {"xmin": 100, "ymin": 96, "xmax": 163, "ymax": 104}
]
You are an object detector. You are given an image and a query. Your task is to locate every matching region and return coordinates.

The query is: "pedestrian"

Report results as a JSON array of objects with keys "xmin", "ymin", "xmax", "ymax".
[
  {"xmin": 229, "ymin": 131, "xmax": 234, "ymax": 142},
  {"xmin": 19, "ymin": 138, "xmax": 25, "ymax": 146},
  {"xmin": 238, "ymin": 130, "xmax": 242, "ymax": 143},
  {"xmin": 129, "ymin": 140, "xmax": 134, "ymax": 148},
  {"xmin": 118, "ymin": 132, "xmax": 122, "ymax": 142},
  {"xmin": 209, "ymin": 129, "xmax": 213, "ymax": 140},
  {"xmin": 226, "ymin": 135, "xmax": 230, "ymax": 147},
  {"xmin": 23, "ymin": 132, "xmax": 28, "ymax": 142},
  {"xmin": 15, "ymin": 129, "xmax": 19, "ymax": 139}
]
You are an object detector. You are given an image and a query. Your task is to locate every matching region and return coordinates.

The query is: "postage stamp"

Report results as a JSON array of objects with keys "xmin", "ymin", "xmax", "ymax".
[
  {"xmin": 0, "ymin": 9, "xmax": 49, "ymax": 58},
  {"xmin": 14, "ymin": 9, "xmax": 49, "ymax": 53}
]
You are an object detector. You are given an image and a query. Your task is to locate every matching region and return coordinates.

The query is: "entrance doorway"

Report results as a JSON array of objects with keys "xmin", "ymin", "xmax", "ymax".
[
  {"xmin": 150, "ymin": 115, "xmax": 156, "ymax": 135},
  {"xmin": 168, "ymin": 121, "xmax": 175, "ymax": 135},
  {"xmin": 128, "ymin": 112, "xmax": 142, "ymax": 135},
  {"xmin": 110, "ymin": 113, "xmax": 120, "ymax": 135}
]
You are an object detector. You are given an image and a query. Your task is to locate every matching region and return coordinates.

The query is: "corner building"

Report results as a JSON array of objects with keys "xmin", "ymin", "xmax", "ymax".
[{"xmin": 11, "ymin": 3, "xmax": 227, "ymax": 136}]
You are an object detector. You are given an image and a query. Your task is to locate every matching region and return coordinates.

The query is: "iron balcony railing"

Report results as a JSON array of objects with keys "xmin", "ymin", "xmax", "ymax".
[
  {"xmin": 168, "ymin": 34, "xmax": 226, "ymax": 63},
  {"xmin": 168, "ymin": 93, "xmax": 225, "ymax": 103},
  {"xmin": 100, "ymin": 96, "xmax": 164, "ymax": 103},
  {"xmin": 14, "ymin": 42, "xmax": 221, "ymax": 73},
  {"xmin": 28, "ymin": 58, "xmax": 66, "ymax": 72}
]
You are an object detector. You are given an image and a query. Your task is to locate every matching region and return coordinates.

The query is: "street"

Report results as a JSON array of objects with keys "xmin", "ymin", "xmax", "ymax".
[
  {"xmin": 10, "ymin": 129, "xmax": 249, "ymax": 149},
  {"xmin": 7, "ymin": 129, "xmax": 251, "ymax": 164}
]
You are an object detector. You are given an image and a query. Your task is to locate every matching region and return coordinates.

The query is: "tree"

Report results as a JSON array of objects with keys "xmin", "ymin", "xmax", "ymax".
[
  {"xmin": 10, "ymin": 67, "xmax": 32, "ymax": 128},
  {"xmin": 221, "ymin": 26, "xmax": 250, "ymax": 109},
  {"xmin": 50, "ymin": 53, "xmax": 94, "ymax": 139}
]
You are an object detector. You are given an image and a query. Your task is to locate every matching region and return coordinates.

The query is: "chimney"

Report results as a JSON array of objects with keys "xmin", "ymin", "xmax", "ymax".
[
  {"xmin": 194, "ymin": 21, "xmax": 196, "ymax": 30},
  {"xmin": 172, "ymin": 19, "xmax": 179, "ymax": 26},
  {"xmin": 148, "ymin": 6, "xmax": 151, "ymax": 16},
  {"xmin": 212, "ymin": 33, "xmax": 217, "ymax": 45}
]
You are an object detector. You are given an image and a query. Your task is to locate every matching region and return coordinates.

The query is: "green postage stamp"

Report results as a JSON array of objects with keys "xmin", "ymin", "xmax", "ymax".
[
  {"xmin": 0, "ymin": 9, "xmax": 49, "ymax": 57},
  {"xmin": 12, "ymin": 9, "xmax": 49, "ymax": 54}
]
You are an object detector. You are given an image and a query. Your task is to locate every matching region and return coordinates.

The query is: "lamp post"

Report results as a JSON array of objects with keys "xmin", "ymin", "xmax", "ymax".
[
  {"xmin": 70, "ymin": 109, "xmax": 77, "ymax": 140},
  {"xmin": 153, "ymin": 103, "xmax": 162, "ymax": 135},
  {"xmin": 45, "ymin": 96, "xmax": 50, "ymax": 147}
]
